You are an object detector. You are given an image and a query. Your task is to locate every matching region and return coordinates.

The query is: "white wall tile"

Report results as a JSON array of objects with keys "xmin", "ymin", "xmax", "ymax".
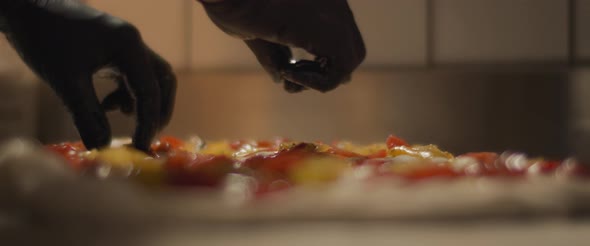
[
  {"xmin": 190, "ymin": 0, "xmax": 427, "ymax": 69},
  {"xmin": 572, "ymin": 69, "xmax": 590, "ymax": 121},
  {"xmin": 434, "ymin": 0, "xmax": 568, "ymax": 64},
  {"xmin": 576, "ymin": 0, "xmax": 590, "ymax": 60},
  {"xmin": 84, "ymin": 0, "xmax": 574, "ymax": 68},
  {"xmin": 349, "ymin": 0, "xmax": 427, "ymax": 66}
]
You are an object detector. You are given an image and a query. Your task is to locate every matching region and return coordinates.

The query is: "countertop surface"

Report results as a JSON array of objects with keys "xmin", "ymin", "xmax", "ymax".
[{"xmin": 3, "ymin": 219, "xmax": 590, "ymax": 246}]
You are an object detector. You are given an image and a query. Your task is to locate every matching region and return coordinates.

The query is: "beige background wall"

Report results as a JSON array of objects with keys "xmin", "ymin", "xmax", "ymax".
[
  {"xmin": 433, "ymin": 0, "xmax": 568, "ymax": 63},
  {"xmin": 87, "ymin": 0, "xmax": 187, "ymax": 68},
  {"xmin": 0, "ymin": 0, "xmax": 587, "ymax": 157},
  {"xmin": 86, "ymin": 0, "xmax": 584, "ymax": 69}
]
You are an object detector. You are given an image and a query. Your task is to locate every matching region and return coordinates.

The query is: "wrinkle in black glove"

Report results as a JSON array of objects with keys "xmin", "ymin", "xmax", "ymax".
[
  {"xmin": 199, "ymin": 0, "xmax": 366, "ymax": 93},
  {"xmin": 0, "ymin": 0, "xmax": 177, "ymax": 152}
]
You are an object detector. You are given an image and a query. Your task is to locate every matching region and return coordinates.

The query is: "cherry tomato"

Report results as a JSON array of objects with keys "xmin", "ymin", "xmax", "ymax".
[
  {"xmin": 242, "ymin": 143, "xmax": 322, "ymax": 181},
  {"xmin": 166, "ymin": 150, "xmax": 198, "ymax": 168},
  {"xmin": 229, "ymin": 140, "xmax": 248, "ymax": 150},
  {"xmin": 45, "ymin": 143, "xmax": 88, "ymax": 170},
  {"xmin": 166, "ymin": 154, "xmax": 235, "ymax": 187},
  {"xmin": 386, "ymin": 135, "xmax": 409, "ymax": 149},
  {"xmin": 152, "ymin": 136, "xmax": 185, "ymax": 153},
  {"xmin": 526, "ymin": 160, "xmax": 559, "ymax": 175},
  {"xmin": 368, "ymin": 149, "xmax": 388, "ymax": 158},
  {"xmin": 46, "ymin": 143, "xmax": 80, "ymax": 155},
  {"xmin": 256, "ymin": 140, "xmax": 274, "ymax": 149},
  {"xmin": 556, "ymin": 160, "xmax": 590, "ymax": 177}
]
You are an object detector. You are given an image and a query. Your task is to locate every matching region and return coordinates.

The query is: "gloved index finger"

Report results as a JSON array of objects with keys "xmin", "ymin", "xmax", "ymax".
[
  {"xmin": 245, "ymin": 39, "xmax": 306, "ymax": 93},
  {"xmin": 146, "ymin": 48, "xmax": 177, "ymax": 129},
  {"xmin": 115, "ymin": 43, "xmax": 162, "ymax": 152},
  {"xmin": 279, "ymin": 58, "xmax": 347, "ymax": 93},
  {"xmin": 54, "ymin": 77, "xmax": 112, "ymax": 150}
]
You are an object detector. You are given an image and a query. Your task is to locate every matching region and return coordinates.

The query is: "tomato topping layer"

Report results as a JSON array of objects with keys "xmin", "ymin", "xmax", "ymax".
[{"xmin": 45, "ymin": 135, "xmax": 590, "ymax": 196}]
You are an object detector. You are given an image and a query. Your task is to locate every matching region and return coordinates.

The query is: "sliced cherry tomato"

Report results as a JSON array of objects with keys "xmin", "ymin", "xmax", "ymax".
[
  {"xmin": 555, "ymin": 160, "xmax": 590, "ymax": 177},
  {"xmin": 152, "ymin": 136, "xmax": 185, "ymax": 153},
  {"xmin": 229, "ymin": 140, "xmax": 247, "ymax": 150},
  {"xmin": 256, "ymin": 140, "xmax": 274, "ymax": 149},
  {"xmin": 537, "ymin": 161, "xmax": 560, "ymax": 173},
  {"xmin": 46, "ymin": 143, "xmax": 80, "ymax": 155},
  {"xmin": 242, "ymin": 143, "xmax": 322, "ymax": 181},
  {"xmin": 367, "ymin": 149, "xmax": 388, "ymax": 158},
  {"xmin": 45, "ymin": 143, "xmax": 89, "ymax": 170},
  {"xmin": 166, "ymin": 154, "xmax": 235, "ymax": 187},
  {"xmin": 243, "ymin": 151, "xmax": 305, "ymax": 175},
  {"xmin": 166, "ymin": 150, "xmax": 198, "ymax": 168},
  {"xmin": 386, "ymin": 135, "xmax": 409, "ymax": 149}
]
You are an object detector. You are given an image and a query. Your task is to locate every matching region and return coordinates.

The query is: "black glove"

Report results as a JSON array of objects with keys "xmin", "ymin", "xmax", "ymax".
[
  {"xmin": 0, "ymin": 0, "xmax": 177, "ymax": 152},
  {"xmin": 199, "ymin": 0, "xmax": 366, "ymax": 93}
]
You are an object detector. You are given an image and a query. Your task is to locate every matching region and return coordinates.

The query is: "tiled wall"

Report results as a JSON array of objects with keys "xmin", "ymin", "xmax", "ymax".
[
  {"xmin": 572, "ymin": 69, "xmax": 590, "ymax": 160},
  {"xmin": 0, "ymin": 1, "xmax": 581, "ymax": 71},
  {"xmin": 86, "ymin": 0, "xmax": 584, "ymax": 69},
  {"xmin": 577, "ymin": 0, "xmax": 590, "ymax": 61},
  {"xmin": 433, "ymin": 0, "xmax": 568, "ymax": 64},
  {"xmin": 348, "ymin": 0, "xmax": 427, "ymax": 66},
  {"xmin": 87, "ymin": 0, "xmax": 187, "ymax": 68},
  {"xmin": 0, "ymin": 0, "xmax": 586, "ymax": 158}
]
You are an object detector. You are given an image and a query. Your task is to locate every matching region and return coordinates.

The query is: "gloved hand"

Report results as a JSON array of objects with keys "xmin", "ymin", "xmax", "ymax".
[
  {"xmin": 0, "ymin": 0, "xmax": 177, "ymax": 152},
  {"xmin": 198, "ymin": 0, "xmax": 366, "ymax": 93}
]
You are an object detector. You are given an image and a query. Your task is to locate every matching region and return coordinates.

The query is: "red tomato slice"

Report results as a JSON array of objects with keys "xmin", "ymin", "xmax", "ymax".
[
  {"xmin": 166, "ymin": 154, "xmax": 234, "ymax": 187},
  {"xmin": 536, "ymin": 161, "xmax": 560, "ymax": 174},
  {"xmin": 229, "ymin": 140, "xmax": 248, "ymax": 150},
  {"xmin": 386, "ymin": 135, "xmax": 409, "ymax": 149},
  {"xmin": 256, "ymin": 140, "xmax": 274, "ymax": 149},
  {"xmin": 152, "ymin": 136, "xmax": 185, "ymax": 153},
  {"xmin": 166, "ymin": 150, "xmax": 198, "ymax": 168},
  {"xmin": 45, "ymin": 143, "xmax": 76, "ymax": 155},
  {"xmin": 45, "ymin": 143, "xmax": 89, "ymax": 170},
  {"xmin": 556, "ymin": 161, "xmax": 590, "ymax": 177},
  {"xmin": 368, "ymin": 149, "xmax": 388, "ymax": 158},
  {"xmin": 242, "ymin": 143, "xmax": 322, "ymax": 181}
]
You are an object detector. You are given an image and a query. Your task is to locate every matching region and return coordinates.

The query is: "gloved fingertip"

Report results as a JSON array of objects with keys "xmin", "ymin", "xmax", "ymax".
[
  {"xmin": 132, "ymin": 141, "xmax": 152, "ymax": 154},
  {"xmin": 83, "ymin": 132, "xmax": 112, "ymax": 151},
  {"xmin": 280, "ymin": 69, "xmax": 339, "ymax": 93},
  {"xmin": 283, "ymin": 81, "xmax": 306, "ymax": 93}
]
